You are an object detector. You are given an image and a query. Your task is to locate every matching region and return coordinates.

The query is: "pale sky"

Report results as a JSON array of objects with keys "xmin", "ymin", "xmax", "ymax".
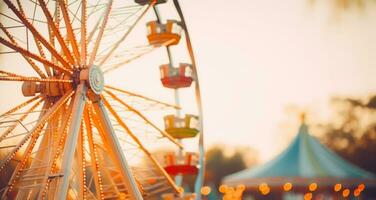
[
  {"xmin": 177, "ymin": 0, "xmax": 376, "ymax": 161},
  {"xmin": 1, "ymin": 0, "xmax": 376, "ymax": 163}
]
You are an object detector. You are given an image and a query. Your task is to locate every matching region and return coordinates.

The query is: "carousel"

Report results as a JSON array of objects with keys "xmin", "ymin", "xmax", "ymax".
[{"xmin": 223, "ymin": 116, "xmax": 376, "ymax": 200}]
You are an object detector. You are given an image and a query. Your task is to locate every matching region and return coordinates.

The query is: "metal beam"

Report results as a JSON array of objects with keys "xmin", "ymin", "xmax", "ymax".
[
  {"xmin": 104, "ymin": 90, "xmax": 182, "ymax": 149},
  {"xmin": 81, "ymin": 0, "xmax": 87, "ymax": 66},
  {"xmin": 102, "ymin": 96, "xmax": 181, "ymax": 194},
  {"xmin": 3, "ymin": 0, "xmax": 73, "ymax": 72},
  {"xmin": 54, "ymin": 84, "xmax": 87, "ymax": 199},
  {"xmin": 83, "ymin": 108, "xmax": 104, "ymax": 199},
  {"xmin": 92, "ymin": 96, "xmax": 143, "ymax": 200},
  {"xmin": 37, "ymin": 0, "xmax": 76, "ymax": 65},
  {"xmin": 98, "ymin": 2, "xmax": 155, "ymax": 67},
  {"xmin": 0, "ymin": 36, "xmax": 73, "ymax": 75},
  {"xmin": 104, "ymin": 85, "xmax": 179, "ymax": 109},
  {"xmin": 88, "ymin": 0, "xmax": 113, "ymax": 66}
]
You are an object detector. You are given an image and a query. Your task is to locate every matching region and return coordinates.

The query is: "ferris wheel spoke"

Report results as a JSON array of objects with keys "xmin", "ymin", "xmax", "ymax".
[
  {"xmin": 91, "ymin": 96, "xmax": 143, "ymax": 200},
  {"xmin": 76, "ymin": 120, "xmax": 87, "ymax": 199},
  {"xmin": 83, "ymin": 107, "xmax": 104, "ymax": 199},
  {"xmin": 104, "ymin": 85, "xmax": 180, "ymax": 109},
  {"xmin": 87, "ymin": 10, "xmax": 104, "ymax": 45},
  {"xmin": 81, "ymin": 0, "xmax": 87, "ymax": 66},
  {"xmin": 47, "ymin": 1, "xmax": 62, "ymax": 73},
  {"xmin": 0, "ymin": 70, "xmax": 73, "ymax": 83},
  {"xmin": 39, "ymin": 100, "xmax": 75, "ymax": 199},
  {"xmin": 87, "ymin": 22, "xmax": 101, "ymax": 49},
  {"xmin": 0, "ymin": 91, "xmax": 73, "ymax": 197},
  {"xmin": 35, "ymin": 37, "xmax": 53, "ymax": 76},
  {"xmin": 37, "ymin": 0, "xmax": 76, "ymax": 66},
  {"xmin": 0, "ymin": 36, "xmax": 73, "ymax": 75},
  {"xmin": 0, "ymin": 95, "xmax": 42, "ymax": 117},
  {"xmin": 3, "ymin": 0, "xmax": 73, "ymax": 72},
  {"xmin": 88, "ymin": 0, "xmax": 113, "ymax": 66},
  {"xmin": 0, "ymin": 23, "xmax": 47, "ymax": 78},
  {"xmin": 103, "ymin": 90, "xmax": 183, "ymax": 150},
  {"xmin": 22, "ymin": 0, "xmax": 53, "ymax": 76},
  {"xmin": 97, "ymin": 2, "xmax": 155, "ymax": 67},
  {"xmin": 102, "ymin": 39, "xmax": 175, "ymax": 74},
  {"xmin": 89, "ymin": 105, "xmax": 123, "ymax": 199},
  {"xmin": 58, "ymin": 0, "xmax": 81, "ymax": 65},
  {"xmin": 0, "ymin": 98, "xmax": 44, "ymax": 144},
  {"xmin": 88, "ymin": 105, "xmax": 135, "ymax": 198},
  {"xmin": 0, "ymin": 77, "xmax": 70, "ymax": 83},
  {"xmin": 101, "ymin": 96, "xmax": 181, "ymax": 195}
]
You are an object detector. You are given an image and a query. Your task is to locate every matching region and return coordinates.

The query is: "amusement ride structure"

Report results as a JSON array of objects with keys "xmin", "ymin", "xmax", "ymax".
[{"xmin": 0, "ymin": 0, "xmax": 204, "ymax": 199}]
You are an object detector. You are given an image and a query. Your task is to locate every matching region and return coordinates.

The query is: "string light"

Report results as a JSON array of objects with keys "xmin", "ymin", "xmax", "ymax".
[
  {"xmin": 0, "ymin": 95, "xmax": 41, "ymax": 117},
  {"xmin": 88, "ymin": 107, "xmax": 105, "ymax": 200}
]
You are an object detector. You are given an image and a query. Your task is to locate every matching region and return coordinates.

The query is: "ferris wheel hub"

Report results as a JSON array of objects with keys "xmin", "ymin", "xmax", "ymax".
[{"xmin": 80, "ymin": 65, "xmax": 104, "ymax": 95}]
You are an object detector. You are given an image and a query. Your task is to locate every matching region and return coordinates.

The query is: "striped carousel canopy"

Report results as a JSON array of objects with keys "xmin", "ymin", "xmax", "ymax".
[{"xmin": 223, "ymin": 122, "xmax": 376, "ymax": 188}]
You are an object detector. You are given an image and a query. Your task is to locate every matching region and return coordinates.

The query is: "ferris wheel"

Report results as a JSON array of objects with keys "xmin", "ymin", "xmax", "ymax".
[{"xmin": 0, "ymin": 0, "xmax": 204, "ymax": 199}]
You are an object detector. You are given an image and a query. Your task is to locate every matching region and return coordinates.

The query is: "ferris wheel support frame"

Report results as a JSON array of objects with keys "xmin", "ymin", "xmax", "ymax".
[
  {"xmin": 54, "ymin": 84, "xmax": 87, "ymax": 199},
  {"xmin": 92, "ymin": 96, "xmax": 144, "ymax": 200}
]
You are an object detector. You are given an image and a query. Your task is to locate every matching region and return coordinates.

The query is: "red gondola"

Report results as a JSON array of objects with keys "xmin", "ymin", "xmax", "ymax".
[
  {"xmin": 160, "ymin": 63, "xmax": 193, "ymax": 89},
  {"xmin": 164, "ymin": 152, "xmax": 198, "ymax": 176}
]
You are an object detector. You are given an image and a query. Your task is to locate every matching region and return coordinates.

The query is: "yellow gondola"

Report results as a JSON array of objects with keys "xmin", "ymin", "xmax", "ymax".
[{"xmin": 164, "ymin": 114, "xmax": 199, "ymax": 139}]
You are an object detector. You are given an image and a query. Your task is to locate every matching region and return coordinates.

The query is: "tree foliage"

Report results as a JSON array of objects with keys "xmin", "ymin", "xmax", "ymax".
[
  {"xmin": 204, "ymin": 146, "xmax": 258, "ymax": 187},
  {"xmin": 319, "ymin": 95, "xmax": 376, "ymax": 174}
]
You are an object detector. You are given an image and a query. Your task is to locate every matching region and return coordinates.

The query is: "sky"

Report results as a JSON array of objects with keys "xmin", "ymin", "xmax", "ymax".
[
  {"xmin": 176, "ymin": 0, "xmax": 376, "ymax": 161},
  {"xmin": 1, "ymin": 0, "xmax": 376, "ymax": 163}
]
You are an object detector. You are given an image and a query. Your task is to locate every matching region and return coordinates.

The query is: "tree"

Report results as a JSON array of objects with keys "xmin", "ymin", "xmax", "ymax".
[
  {"xmin": 318, "ymin": 95, "xmax": 376, "ymax": 174},
  {"xmin": 204, "ymin": 146, "xmax": 258, "ymax": 188}
]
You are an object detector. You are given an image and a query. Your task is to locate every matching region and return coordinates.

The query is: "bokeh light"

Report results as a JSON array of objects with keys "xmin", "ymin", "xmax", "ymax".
[
  {"xmin": 258, "ymin": 183, "xmax": 270, "ymax": 195},
  {"xmin": 283, "ymin": 182, "xmax": 293, "ymax": 192},
  {"xmin": 261, "ymin": 187, "xmax": 270, "ymax": 195},
  {"xmin": 358, "ymin": 184, "xmax": 365, "ymax": 191},
  {"xmin": 334, "ymin": 183, "xmax": 342, "ymax": 192},
  {"xmin": 258, "ymin": 183, "xmax": 268, "ymax": 192},
  {"xmin": 342, "ymin": 189, "xmax": 350, "ymax": 198},
  {"xmin": 304, "ymin": 192, "xmax": 313, "ymax": 200},
  {"xmin": 200, "ymin": 186, "xmax": 211, "ymax": 196},
  {"xmin": 219, "ymin": 185, "xmax": 228, "ymax": 193},
  {"xmin": 309, "ymin": 183, "xmax": 317, "ymax": 192},
  {"xmin": 354, "ymin": 188, "xmax": 361, "ymax": 197},
  {"xmin": 236, "ymin": 184, "xmax": 246, "ymax": 192}
]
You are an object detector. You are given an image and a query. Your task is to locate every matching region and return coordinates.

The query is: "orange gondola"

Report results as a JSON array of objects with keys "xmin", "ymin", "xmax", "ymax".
[{"xmin": 147, "ymin": 20, "xmax": 182, "ymax": 46}]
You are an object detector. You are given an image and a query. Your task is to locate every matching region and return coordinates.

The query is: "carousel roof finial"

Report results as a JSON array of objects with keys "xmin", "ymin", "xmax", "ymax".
[{"xmin": 300, "ymin": 112, "xmax": 306, "ymax": 124}]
